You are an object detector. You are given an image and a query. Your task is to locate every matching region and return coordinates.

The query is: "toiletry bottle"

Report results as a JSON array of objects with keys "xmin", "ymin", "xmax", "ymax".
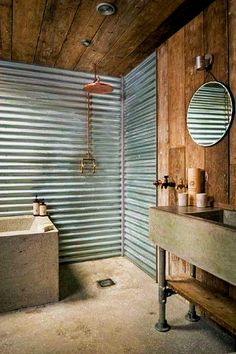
[
  {"xmin": 39, "ymin": 199, "xmax": 47, "ymax": 216},
  {"xmin": 33, "ymin": 195, "xmax": 40, "ymax": 216}
]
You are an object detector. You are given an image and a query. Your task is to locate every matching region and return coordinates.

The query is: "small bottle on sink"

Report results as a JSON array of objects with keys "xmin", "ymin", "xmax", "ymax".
[
  {"xmin": 39, "ymin": 199, "xmax": 47, "ymax": 216},
  {"xmin": 33, "ymin": 195, "xmax": 40, "ymax": 216}
]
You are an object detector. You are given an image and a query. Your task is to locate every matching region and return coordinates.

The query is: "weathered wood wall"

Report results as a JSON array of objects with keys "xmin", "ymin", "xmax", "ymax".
[{"xmin": 156, "ymin": 0, "xmax": 236, "ymax": 299}]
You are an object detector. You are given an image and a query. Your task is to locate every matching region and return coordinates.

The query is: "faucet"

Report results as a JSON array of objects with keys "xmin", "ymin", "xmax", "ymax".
[
  {"xmin": 153, "ymin": 176, "xmax": 176, "ymax": 189},
  {"xmin": 175, "ymin": 178, "xmax": 188, "ymax": 190}
]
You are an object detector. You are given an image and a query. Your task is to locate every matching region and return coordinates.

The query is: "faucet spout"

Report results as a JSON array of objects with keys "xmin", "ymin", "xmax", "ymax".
[{"xmin": 154, "ymin": 176, "xmax": 176, "ymax": 189}]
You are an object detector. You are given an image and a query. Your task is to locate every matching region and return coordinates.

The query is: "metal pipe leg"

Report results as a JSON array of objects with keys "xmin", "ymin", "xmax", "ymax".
[
  {"xmin": 155, "ymin": 247, "xmax": 171, "ymax": 332},
  {"xmin": 185, "ymin": 264, "xmax": 200, "ymax": 322}
]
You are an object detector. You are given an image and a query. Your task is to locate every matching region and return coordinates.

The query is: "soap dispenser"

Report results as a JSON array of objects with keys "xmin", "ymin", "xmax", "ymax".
[
  {"xmin": 33, "ymin": 195, "xmax": 40, "ymax": 216},
  {"xmin": 39, "ymin": 199, "xmax": 47, "ymax": 216}
]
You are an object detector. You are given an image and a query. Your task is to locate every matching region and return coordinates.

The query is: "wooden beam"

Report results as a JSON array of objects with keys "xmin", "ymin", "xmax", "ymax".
[
  {"xmin": 34, "ymin": 0, "xmax": 80, "ymax": 66},
  {"xmin": 0, "ymin": 0, "xmax": 12, "ymax": 60},
  {"xmin": 12, "ymin": 0, "xmax": 46, "ymax": 63}
]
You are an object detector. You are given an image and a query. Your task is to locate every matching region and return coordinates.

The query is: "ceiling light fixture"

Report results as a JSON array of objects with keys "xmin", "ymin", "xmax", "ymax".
[{"xmin": 96, "ymin": 3, "xmax": 116, "ymax": 16}]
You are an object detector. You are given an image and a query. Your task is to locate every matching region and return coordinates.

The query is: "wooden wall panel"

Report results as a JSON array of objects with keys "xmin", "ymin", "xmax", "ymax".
[
  {"xmin": 156, "ymin": 0, "xmax": 236, "ymax": 298},
  {"xmin": 169, "ymin": 147, "xmax": 187, "ymax": 275},
  {"xmin": 204, "ymin": 0, "xmax": 229, "ymax": 204},
  {"xmin": 228, "ymin": 0, "xmax": 236, "ymax": 301},
  {"xmin": 167, "ymin": 28, "xmax": 186, "ymax": 275},
  {"xmin": 184, "ymin": 14, "xmax": 205, "ymax": 170},
  {"xmin": 169, "ymin": 147, "xmax": 185, "ymax": 206},
  {"xmin": 157, "ymin": 44, "xmax": 169, "ymax": 207},
  {"xmin": 229, "ymin": 0, "xmax": 236, "ymax": 205},
  {"xmin": 168, "ymin": 28, "xmax": 185, "ymax": 148}
]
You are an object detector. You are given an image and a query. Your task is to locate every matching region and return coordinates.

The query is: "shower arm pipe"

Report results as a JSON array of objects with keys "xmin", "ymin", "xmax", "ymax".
[
  {"xmin": 94, "ymin": 63, "xmax": 97, "ymax": 82},
  {"xmin": 87, "ymin": 92, "xmax": 91, "ymax": 156}
]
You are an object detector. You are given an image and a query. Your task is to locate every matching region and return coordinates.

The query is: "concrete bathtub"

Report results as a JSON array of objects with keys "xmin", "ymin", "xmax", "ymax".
[{"xmin": 0, "ymin": 215, "xmax": 59, "ymax": 312}]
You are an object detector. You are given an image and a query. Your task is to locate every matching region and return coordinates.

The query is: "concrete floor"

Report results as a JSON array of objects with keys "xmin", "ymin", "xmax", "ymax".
[{"xmin": 0, "ymin": 257, "xmax": 234, "ymax": 354}]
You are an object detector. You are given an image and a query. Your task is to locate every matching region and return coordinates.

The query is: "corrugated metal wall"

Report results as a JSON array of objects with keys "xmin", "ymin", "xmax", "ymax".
[
  {"xmin": 0, "ymin": 60, "xmax": 121, "ymax": 263},
  {"xmin": 123, "ymin": 52, "xmax": 156, "ymax": 277}
]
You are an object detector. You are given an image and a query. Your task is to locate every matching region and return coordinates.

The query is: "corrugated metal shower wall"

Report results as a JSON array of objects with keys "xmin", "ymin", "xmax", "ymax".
[
  {"xmin": 0, "ymin": 61, "xmax": 121, "ymax": 263},
  {"xmin": 123, "ymin": 52, "xmax": 156, "ymax": 277}
]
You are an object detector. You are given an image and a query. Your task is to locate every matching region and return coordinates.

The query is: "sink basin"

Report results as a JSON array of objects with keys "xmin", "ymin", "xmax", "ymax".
[
  {"xmin": 149, "ymin": 206, "xmax": 236, "ymax": 286},
  {"xmin": 188, "ymin": 208, "xmax": 236, "ymax": 229}
]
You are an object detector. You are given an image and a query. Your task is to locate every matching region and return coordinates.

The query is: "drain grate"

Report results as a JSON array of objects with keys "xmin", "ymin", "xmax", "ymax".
[{"xmin": 97, "ymin": 278, "xmax": 115, "ymax": 288}]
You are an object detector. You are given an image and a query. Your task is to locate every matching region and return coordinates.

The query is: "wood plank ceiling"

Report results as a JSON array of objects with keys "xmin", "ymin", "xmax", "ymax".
[{"xmin": 0, "ymin": 0, "xmax": 215, "ymax": 76}]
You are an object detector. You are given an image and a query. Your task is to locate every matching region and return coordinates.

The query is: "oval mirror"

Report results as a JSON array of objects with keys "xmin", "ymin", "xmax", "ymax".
[{"xmin": 187, "ymin": 81, "xmax": 233, "ymax": 147}]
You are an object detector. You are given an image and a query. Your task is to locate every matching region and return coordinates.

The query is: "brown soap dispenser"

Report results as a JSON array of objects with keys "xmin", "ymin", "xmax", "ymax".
[
  {"xmin": 39, "ymin": 199, "xmax": 47, "ymax": 216},
  {"xmin": 33, "ymin": 195, "xmax": 40, "ymax": 216}
]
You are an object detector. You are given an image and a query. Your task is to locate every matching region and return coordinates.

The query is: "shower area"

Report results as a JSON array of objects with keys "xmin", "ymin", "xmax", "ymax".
[{"xmin": 0, "ymin": 53, "xmax": 156, "ymax": 277}]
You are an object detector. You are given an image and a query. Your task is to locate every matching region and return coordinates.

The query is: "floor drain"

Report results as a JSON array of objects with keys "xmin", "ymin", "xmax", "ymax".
[{"xmin": 97, "ymin": 278, "xmax": 115, "ymax": 288}]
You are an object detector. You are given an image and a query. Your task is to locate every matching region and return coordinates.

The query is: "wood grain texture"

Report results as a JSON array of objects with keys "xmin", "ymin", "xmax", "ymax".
[
  {"xmin": 195, "ymin": 268, "xmax": 229, "ymax": 297},
  {"xmin": 0, "ymin": 0, "xmax": 215, "ymax": 75},
  {"xmin": 168, "ymin": 28, "xmax": 185, "ymax": 148},
  {"xmin": 167, "ymin": 275, "xmax": 236, "ymax": 335},
  {"xmin": 155, "ymin": 0, "xmax": 235, "ymax": 299},
  {"xmin": 12, "ymin": 0, "xmax": 46, "ymax": 63},
  {"xmin": 184, "ymin": 14, "xmax": 205, "ymax": 170},
  {"xmin": 75, "ymin": 0, "xmax": 149, "ymax": 73},
  {"xmin": 229, "ymin": 0, "xmax": 236, "ymax": 164},
  {"xmin": 34, "ymin": 0, "xmax": 80, "ymax": 66},
  {"xmin": 204, "ymin": 0, "xmax": 229, "ymax": 204},
  {"xmin": 96, "ymin": 0, "xmax": 185, "ymax": 75},
  {"xmin": 170, "ymin": 254, "xmax": 188, "ymax": 276},
  {"xmin": 157, "ymin": 44, "xmax": 169, "ymax": 207},
  {"xmin": 229, "ymin": 284, "xmax": 236, "ymax": 301},
  {"xmin": 169, "ymin": 147, "xmax": 185, "ymax": 206},
  {"xmin": 55, "ymin": 0, "xmax": 106, "ymax": 70},
  {"xmin": 229, "ymin": 0, "xmax": 236, "ymax": 209},
  {"xmin": 110, "ymin": 0, "xmax": 215, "ymax": 76},
  {"xmin": 229, "ymin": 164, "xmax": 236, "ymax": 205},
  {"xmin": 0, "ymin": 0, "xmax": 12, "ymax": 60}
]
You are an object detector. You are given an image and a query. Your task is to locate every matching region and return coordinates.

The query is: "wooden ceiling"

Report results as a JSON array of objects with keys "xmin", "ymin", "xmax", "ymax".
[{"xmin": 0, "ymin": 0, "xmax": 214, "ymax": 77}]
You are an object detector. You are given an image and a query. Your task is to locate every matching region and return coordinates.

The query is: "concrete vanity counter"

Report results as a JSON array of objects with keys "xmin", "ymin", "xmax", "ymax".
[
  {"xmin": 149, "ymin": 206, "xmax": 236, "ymax": 286},
  {"xmin": 149, "ymin": 206, "xmax": 236, "ymax": 338}
]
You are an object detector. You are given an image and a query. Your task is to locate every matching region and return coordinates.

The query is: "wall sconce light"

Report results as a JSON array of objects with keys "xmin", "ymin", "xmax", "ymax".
[{"xmin": 195, "ymin": 54, "xmax": 213, "ymax": 71}]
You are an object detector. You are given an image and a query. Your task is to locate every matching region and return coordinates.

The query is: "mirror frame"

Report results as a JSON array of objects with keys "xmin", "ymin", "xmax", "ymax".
[{"xmin": 187, "ymin": 81, "xmax": 234, "ymax": 147}]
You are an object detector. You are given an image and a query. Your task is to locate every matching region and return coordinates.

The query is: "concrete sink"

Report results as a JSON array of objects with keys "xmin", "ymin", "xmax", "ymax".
[{"xmin": 149, "ymin": 206, "xmax": 236, "ymax": 286}]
